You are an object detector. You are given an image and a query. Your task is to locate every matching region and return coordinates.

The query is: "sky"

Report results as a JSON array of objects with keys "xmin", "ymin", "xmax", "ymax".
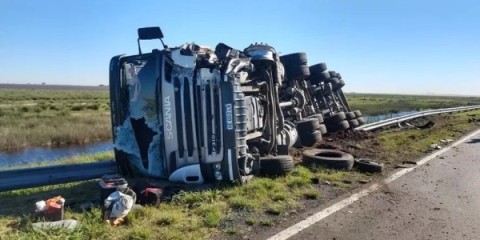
[{"xmin": 1, "ymin": 0, "xmax": 479, "ymax": 95}]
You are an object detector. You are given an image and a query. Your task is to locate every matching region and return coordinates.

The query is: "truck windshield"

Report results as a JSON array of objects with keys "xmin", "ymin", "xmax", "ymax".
[{"xmin": 113, "ymin": 54, "xmax": 166, "ymax": 178}]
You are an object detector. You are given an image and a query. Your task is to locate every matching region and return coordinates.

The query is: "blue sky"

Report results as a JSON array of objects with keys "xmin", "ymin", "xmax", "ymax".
[{"xmin": 1, "ymin": 0, "xmax": 479, "ymax": 95}]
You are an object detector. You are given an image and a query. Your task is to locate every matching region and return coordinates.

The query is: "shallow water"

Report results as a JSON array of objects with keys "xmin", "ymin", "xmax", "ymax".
[
  {"xmin": 0, "ymin": 141, "xmax": 112, "ymax": 168},
  {"xmin": 363, "ymin": 110, "xmax": 419, "ymax": 124}
]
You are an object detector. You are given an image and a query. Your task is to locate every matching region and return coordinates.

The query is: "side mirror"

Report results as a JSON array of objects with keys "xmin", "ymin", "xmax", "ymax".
[
  {"xmin": 138, "ymin": 27, "xmax": 164, "ymax": 40},
  {"xmin": 137, "ymin": 26, "xmax": 167, "ymax": 54}
]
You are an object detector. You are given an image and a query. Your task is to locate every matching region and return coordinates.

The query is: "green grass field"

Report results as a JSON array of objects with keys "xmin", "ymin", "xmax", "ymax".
[
  {"xmin": 346, "ymin": 93, "xmax": 480, "ymax": 115},
  {"xmin": 0, "ymin": 89, "xmax": 111, "ymax": 151},
  {"xmin": 1, "ymin": 87, "xmax": 480, "ymax": 239},
  {"xmin": 1, "ymin": 87, "xmax": 480, "ymax": 151}
]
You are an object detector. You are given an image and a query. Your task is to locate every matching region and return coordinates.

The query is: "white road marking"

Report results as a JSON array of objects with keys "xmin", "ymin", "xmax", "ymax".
[{"xmin": 267, "ymin": 128, "xmax": 480, "ymax": 240}]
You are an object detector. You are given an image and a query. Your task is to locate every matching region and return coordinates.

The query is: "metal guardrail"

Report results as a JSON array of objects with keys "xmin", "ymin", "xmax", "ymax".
[
  {"xmin": 0, "ymin": 160, "xmax": 117, "ymax": 192},
  {"xmin": 355, "ymin": 105, "xmax": 480, "ymax": 131}
]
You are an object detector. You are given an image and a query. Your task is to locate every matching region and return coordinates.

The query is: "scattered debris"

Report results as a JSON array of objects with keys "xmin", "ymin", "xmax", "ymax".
[
  {"xmin": 103, "ymin": 190, "xmax": 135, "ymax": 226},
  {"xmin": 430, "ymin": 144, "xmax": 442, "ymax": 149},
  {"xmin": 343, "ymin": 180, "xmax": 352, "ymax": 184},
  {"xmin": 358, "ymin": 179, "xmax": 371, "ymax": 184},
  {"xmin": 395, "ymin": 164, "xmax": 415, "ymax": 169},
  {"xmin": 354, "ymin": 159, "xmax": 384, "ymax": 173},
  {"xmin": 32, "ymin": 219, "xmax": 78, "ymax": 231},
  {"xmin": 310, "ymin": 177, "xmax": 320, "ymax": 184},
  {"xmin": 440, "ymin": 138, "xmax": 454, "ymax": 144},
  {"xmin": 323, "ymin": 180, "xmax": 332, "ymax": 185},
  {"xmin": 416, "ymin": 120, "xmax": 436, "ymax": 129},
  {"xmin": 35, "ymin": 196, "xmax": 65, "ymax": 221},
  {"xmin": 403, "ymin": 160, "xmax": 417, "ymax": 165}
]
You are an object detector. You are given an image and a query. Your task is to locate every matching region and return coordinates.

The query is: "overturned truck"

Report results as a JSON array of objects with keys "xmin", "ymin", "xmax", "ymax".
[{"xmin": 109, "ymin": 27, "xmax": 364, "ymax": 184}]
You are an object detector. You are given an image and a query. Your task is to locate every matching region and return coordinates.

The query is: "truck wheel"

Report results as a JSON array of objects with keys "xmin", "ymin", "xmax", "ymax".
[
  {"xmin": 328, "ymin": 71, "xmax": 337, "ymax": 79},
  {"xmin": 354, "ymin": 159, "xmax": 384, "ymax": 173},
  {"xmin": 300, "ymin": 130, "xmax": 323, "ymax": 147},
  {"xmin": 308, "ymin": 71, "xmax": 330, "ymax": 85},
  {"xmin": 353, "ymin": 110, "xmax": 362, "ymax": 118},
  {"xmin": 280, "ymin": 52, "xmax": 308, "ymax": 66},
  {"xmin": 325, "ymin": 112, "xmax": 346, "ymax": 124},
  {"xmin": 309, "ymin": 63, "xmax": 328, "ymax": 75},
  {"xmin": 348, "ymin": 119, "xmax": 360, "ymax": 128},
  {"xmin": 309, "ymin": 114, "xmax": 324, "ymax": 124},
  {"xmin": 346, "ymin": 112, "xmax": 356, "ymax": 120},
  {"xmin": 326, "ymin": 120, "xmax": 350, "ymax": 132},
  {"xmin": 296, "ymin": 118, "xmax": 321, "ymax": 134},
  {"xmin": 286, "ymin": 65, "xmax": 310, "ymax": 79},
  {"xmin": 260, "ymin": 155, "xmax": 294, "ymax": 176},
  {"xmin": 302, "ymin": 149, "xmax": 354, "ymax": 170},
  {"xmin": 334, "ymin": 79, "xmax": 345, "ymax": 91},
  {"xmin": 318, "ymin": 124, "xmax": 327, "ymax": 134},
  {"xmin": 357, "ymin": 117, "xmax": 366, "ymax": 125}
]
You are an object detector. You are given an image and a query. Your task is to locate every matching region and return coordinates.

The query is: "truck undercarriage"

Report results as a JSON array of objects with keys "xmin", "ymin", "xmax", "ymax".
[{"xmin": 109, "ymin": 27, "xmax": 364, "ymax": 184}]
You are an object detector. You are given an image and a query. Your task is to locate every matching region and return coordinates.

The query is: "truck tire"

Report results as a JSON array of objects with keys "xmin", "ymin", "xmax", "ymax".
[
  {"xmin": 318, "ymin": 124, "xmax": 327, "ymax": 134},
  {"xmin": 280, "ymin": 52, "xmax": 308, "ymax": 66},
  {"xmin": 353, "ymin": 110, "xmax": 362, "ymax": 118},
  {"xmin": 328, "ymin": 71, "xmax": 337, "ymax": 79},
  {"xmin": 331, "ymin": 78, "xmax": 344, "ymax": 91},
  {"xmin": 325, "ymin": 112, "xmax": 346, "ymax": 124},
  {"xmin": 309, "ymin": 63, "xmax": 328, "ymax": 75},
  {"xmin": 348, "ymin": 119, "xmax": 360, "ymax": 128},
  {"xmin": 336, "ymin": 73, "xmax": 342, "ymax": 79},
  {"xmin": 300, "ymin": 130, "xmax": 323, "ymax": 147},
  {"xmin": 285, "ymin": 65, "xmax": 310, "ymax": 79},
  {"xmin": 309, "ymin": 114, "xmax": 324, "ymax": 123},
  {"xmin": 357, "ymin": 117, "xmax": 366, "ymax": 125},
  {"xmin": 326, "ymin": 120, "xmax": 350, "ymax": 132},
  {"xmin": 302, "ymin": 149, "xmax": 354, "ymax": 170},
  {"xmin": 346, "ymin": 112, "xmax": 356, "ymax": 120},
  {"xmin": 260, "ymin": 155, "xmax": 294, "ymax": 176},
  {"xmin": 308, "ymin": 71, "xmax": 330, "ymax": 85},
  {"xmin": 354, "ymin": 159, "xmax": 384, "ymax": 173},
  {"xmin": 296, "ymin": 118, "xmax": 321, "ymax": 134}
]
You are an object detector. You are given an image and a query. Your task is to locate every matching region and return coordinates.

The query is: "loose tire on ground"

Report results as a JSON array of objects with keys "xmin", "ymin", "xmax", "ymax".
[
  {"xmin": 302, "ymin": 149, "xmax": 354, "ymax": 170},
  {"xmin": 260, "ymin": 155, "xmax": 295, "ymax": 176},
  {"xmin": 354, "ymin": 159, "xmax": 384, "ymax": 173}
]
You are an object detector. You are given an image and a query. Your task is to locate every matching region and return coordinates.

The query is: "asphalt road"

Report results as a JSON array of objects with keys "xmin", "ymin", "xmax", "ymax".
[{"xmin": 284, "ymin": 132, "xmax": 480, "ymax": 240}]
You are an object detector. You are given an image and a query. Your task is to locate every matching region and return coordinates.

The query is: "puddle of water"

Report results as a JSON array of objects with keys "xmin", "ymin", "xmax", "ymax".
[
  {"xmin": 0, "ymin": 141, "xmax": 113, "ymax": 168},
  {"xmin": 363, "ymin": 110, "xmax": 419, "ymax": 124}
]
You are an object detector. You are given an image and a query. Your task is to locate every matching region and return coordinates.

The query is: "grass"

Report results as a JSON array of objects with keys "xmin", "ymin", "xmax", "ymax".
[
  {"xmin": 346, "ymin": 93, "xmax": 480, "ymax": 116},
  {"xmin": 0, "ymin": 89, "xmax": 111, "ymax": 151},
  {"xmin": 1, "ymin": 110, "xmax": 479, "ymax": 239},
  {"xmin": 0, "ymin": 164, "xmax": 364, "ymax": 240},
  {"xmin": 376, "ymin": 109, "xmax": 480, "ymax": 164}
]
